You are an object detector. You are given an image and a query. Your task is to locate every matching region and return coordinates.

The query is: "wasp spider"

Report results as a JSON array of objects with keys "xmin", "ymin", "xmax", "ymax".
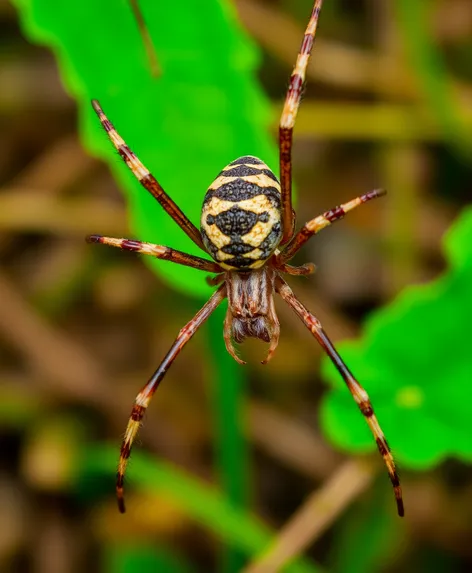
[{"xmin": 87, "ymin": 0, "xmax": 404, "ymax": 517}]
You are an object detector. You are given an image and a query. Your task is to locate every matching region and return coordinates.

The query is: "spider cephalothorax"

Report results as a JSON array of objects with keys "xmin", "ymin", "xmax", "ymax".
[
  {"xmin": 87, "ymin": 0, "xmax": 404, "ymax": 518},
  {"xmin": 224, "ymin": 266, "xmax": 279, "ymax": 365}
]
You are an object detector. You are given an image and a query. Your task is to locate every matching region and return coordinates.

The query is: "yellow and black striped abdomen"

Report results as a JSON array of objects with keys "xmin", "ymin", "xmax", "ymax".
[{"xmin": 201, "ymin": 156, "xmax": 282, "ymax": 271}]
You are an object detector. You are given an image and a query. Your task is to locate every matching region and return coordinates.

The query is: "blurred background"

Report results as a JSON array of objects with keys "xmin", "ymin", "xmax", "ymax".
[{"xmin": 1, "ymin": 0, "xmax": 472, "ymax": 572}]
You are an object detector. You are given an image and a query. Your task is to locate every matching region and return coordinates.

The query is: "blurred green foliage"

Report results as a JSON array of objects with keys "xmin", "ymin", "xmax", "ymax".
[
  {"xmin": 104, "ymin": 545, "xmax": 197, "ymax": 573},
  {"xmin": 321, "ymin": 206, "xmax": 472, "ymax": 469},
  {"xmin": 81, "ymin": 445, "xmax": 321, "ymax": 573}
]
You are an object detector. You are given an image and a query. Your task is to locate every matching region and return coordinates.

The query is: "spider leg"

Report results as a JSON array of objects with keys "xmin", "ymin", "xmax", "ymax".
[
  {"xmin": 206, "ymin": 273, "xmax": 226, "ymax": 287},
  {"xmin": 275, "ymin": 275, "xmax": 404, "ymax": 517},
  {"xmin": 274, "ymin": 261, "xmax": 316, "ymax": 277},
  {"xmin": 86, "ymin": 235, "xmax": 222, "ymax": 273},
  {"xmin": 279, "ymin": 189, "xmax": 386, "ymax": 263},
  {"xmin": 116, "ymin": 284, "xmax": 226, "ymax": 513},
  {"xmin": 279, "ymin": 0, "xmax": 324, "ymax": 245},
  {"xmin": 91, "ymin": 100, "xmax": 205, "ymax": 250}
]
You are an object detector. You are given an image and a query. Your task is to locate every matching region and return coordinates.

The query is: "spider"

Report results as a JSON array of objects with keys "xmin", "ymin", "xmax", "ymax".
[{"xmin": 87, "ymin": 0, "xmax": 404, "ymax": 517}]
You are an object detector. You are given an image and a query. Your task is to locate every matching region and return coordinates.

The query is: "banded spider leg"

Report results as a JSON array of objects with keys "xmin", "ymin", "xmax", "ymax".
[
  {"xmin": 115, "ymin": 284, "xmax": 226, "ymax": 512},
  {"xmin": 91, "ymin": 100, "xmax": 205, "ymax": 250},
  {"xmin": 279, "ymin": 0, "xmax": 324, "ymax": 244},
  {"xmin": 275, "ymin": 276, "xmax": 404, "ymax": 517}
]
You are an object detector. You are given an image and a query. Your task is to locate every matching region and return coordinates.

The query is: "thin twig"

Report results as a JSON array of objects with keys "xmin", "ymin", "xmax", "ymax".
[
  {"xmin": 0, "ymin": 191, "xmax": 126, "ymax": 236},
  {"xmin": 129, "ymin": 0, "xmax": 161, "ymax": 78},
  {"xmin": 9, "ymin": 134, "xmax": 94, "ymax": 193},
  {"xmin": 243, "ymin": 458, "xmax": 379, "ymax": 573}
]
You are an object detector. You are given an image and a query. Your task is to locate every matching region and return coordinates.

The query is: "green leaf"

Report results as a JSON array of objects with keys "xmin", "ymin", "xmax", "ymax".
[
  {"xmin": 81, "ymin": 445, "xmax": 322, "ymax": 573},
  {"xmin": 13, "ymin": 0, "xmax": 278, "ymax": 298},
  {"xmin": 321, "ymin": 206, "xmax": 472, "ymax": 469}
]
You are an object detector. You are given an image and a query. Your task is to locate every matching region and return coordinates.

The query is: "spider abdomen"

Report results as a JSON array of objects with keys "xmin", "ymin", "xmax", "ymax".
[{"xmin": 200, "ymin": 156, "xmax": 282, "ymax": 270}]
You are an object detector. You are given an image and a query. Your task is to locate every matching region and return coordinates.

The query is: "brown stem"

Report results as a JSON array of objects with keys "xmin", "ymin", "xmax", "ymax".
[{"xmin": 243, "ymin": 458, "xmax": 379, "ymax": 573}]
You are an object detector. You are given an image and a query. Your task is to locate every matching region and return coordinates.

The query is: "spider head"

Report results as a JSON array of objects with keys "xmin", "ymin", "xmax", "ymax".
[{"xmin": 200, "ymin": 156, "xmax": 282, "ymax": 271}]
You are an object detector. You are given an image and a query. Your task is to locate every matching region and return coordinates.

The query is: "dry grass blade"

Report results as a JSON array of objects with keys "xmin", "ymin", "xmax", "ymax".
[
  {"xmin": 0, "ymin": 191, "xmax": 126, "ymax": 236},
  {"xmin": 243, "ymin": 458, "xmax": 378, "ymax": 573},
  {"xmin": 9, "ymin": 135, "xmax": 95, "ymax": 192},
  {"xmin": 286, "ymin": 102, "xmax": 472, "ymax": 141}
]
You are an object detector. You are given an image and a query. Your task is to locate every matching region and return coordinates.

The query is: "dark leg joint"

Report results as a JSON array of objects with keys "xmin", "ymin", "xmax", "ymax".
[
  {"xmin": 131, "ymin": 404, "xmax": 145, "ymax": 422},
  {"xmin": 376, "ymin": 437, "xmax": 390, "ymax": 457},
  {"xmin": 360, "ymin": 403, "xmax": 374, "ymax": 417},
  {"xmin": 116, "ymin": 473, "xmax": 126, "ymax": 514},
  {"xmin": 121, "ymin": 240, "xmax": 142, "ymax": 252},
  {"xmin": 206, "ymin": 273, "xmax": 225, "ymax": 287},
  {"xmin": 395, "ymin": 489, "xmax": 405, "ymax": 517},
  {"xmin": 86, "ymin": 234, "xmax": 102, "ymax": 244},
  {"xmin": 325, "ymin": 206, "xmax": 345, "ymax": 222},
  {"xmin": 120, "ymin": 441, "xmax": 131, "ymax": 459}
]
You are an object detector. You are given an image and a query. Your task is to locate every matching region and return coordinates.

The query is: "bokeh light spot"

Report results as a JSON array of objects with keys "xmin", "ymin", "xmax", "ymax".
[{"xmin": 396, "ymin": 386, "xmax": 424, "ymax": 409}]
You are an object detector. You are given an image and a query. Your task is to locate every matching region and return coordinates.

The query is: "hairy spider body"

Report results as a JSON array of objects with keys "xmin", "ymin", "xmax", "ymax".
[
  {"xmin": 88, "ymin": 0, "xmax": 404, "ymax": 518},
  {"xmin": 201, "ymin": 156, "xmax": 282, "ymax": 270}
]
